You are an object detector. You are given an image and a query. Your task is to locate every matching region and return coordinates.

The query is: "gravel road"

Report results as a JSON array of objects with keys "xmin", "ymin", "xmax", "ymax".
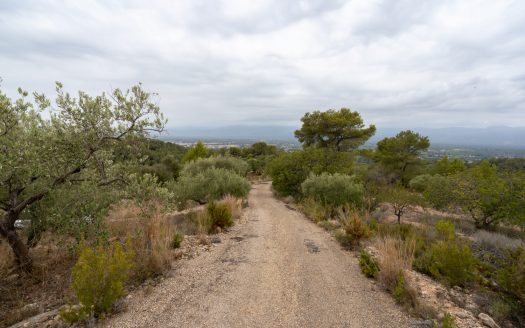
[{"xmin": 105, "ymin": 182, "xmax": 410, "ymax": 328}]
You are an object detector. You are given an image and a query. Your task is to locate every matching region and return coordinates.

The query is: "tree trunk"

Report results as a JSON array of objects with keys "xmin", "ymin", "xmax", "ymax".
[{"xmin": 0, "ymin": 213, "xmax": 33, "ymax": 272}]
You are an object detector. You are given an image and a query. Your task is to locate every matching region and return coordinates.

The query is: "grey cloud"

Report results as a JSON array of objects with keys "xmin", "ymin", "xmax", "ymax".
[{"xmin": 0, "ymin": 0, "xmax": 524, "ymax": 130}]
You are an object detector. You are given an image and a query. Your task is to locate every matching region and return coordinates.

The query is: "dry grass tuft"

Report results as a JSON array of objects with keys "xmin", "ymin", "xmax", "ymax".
[
  {"xmin": 106, "ymin": 201, "xmax": 173, "ymax": 283},
  {"xmin": 374, "ymin": 236, "xmax": 416, "ymax": 291},
  {"xmin": 221, "ymin": 195, "xmax": 243, "ymax": 220}
]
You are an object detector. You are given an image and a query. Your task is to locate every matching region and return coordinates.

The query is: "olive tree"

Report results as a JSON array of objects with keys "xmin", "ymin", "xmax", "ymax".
[{"xmin": 0, "ymin": 83, "xmax": 165, "ymax": 271}]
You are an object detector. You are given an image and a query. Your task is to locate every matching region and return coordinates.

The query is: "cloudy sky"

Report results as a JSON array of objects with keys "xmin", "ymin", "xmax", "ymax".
[{"xmin": 1, "ymin": 0, "xmax": 525, "ymax": 129}]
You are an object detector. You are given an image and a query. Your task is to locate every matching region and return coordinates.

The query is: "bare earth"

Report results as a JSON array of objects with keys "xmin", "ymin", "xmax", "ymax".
[{"xmin": 105, "ymin": 182, "xmax": 410, "ymax": 328}]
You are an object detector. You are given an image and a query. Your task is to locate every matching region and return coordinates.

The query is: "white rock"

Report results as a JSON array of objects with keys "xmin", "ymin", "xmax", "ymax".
[{"xmin": 478, "ymin": 313, "xmax": 500, "ymax": 328}]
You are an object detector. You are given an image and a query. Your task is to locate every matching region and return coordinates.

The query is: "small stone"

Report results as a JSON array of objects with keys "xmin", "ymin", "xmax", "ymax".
[
  {"xmin": 408, "ymin": 319, "xmax": 434, "ymax": 328},
  {"xmin": 211, "ymin": 236, "xmax": 221, "ymax": 244},
  {"xmin": 478, "ymin": 313, "xmax": 500, "ymax": 328},
  {"xmin": 456, "ymin": 311, "xmax": 470, "ymax": 319}
]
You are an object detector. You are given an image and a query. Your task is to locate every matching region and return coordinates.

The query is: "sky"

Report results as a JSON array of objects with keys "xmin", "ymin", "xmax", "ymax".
[{"xmin": 1, "ymin": 0, "xmax": 525, "ymax": 129}]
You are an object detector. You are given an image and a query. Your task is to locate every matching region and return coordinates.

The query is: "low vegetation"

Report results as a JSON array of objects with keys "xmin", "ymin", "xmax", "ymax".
[{"xmin": 268, "ymin": 108, "xmax": 525, "ymax": 327}]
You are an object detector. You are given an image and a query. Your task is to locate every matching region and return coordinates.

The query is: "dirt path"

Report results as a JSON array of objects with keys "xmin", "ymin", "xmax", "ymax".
[{"xmin": 105, "ymin": 182, "xmax": 410, "ymax": 328}]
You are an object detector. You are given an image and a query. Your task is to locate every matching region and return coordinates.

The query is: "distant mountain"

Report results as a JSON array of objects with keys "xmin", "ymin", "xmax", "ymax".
[
  {"xmin": 162, "ymin": 125, "xmax": 525, "ymax": 149},
  {"xmin": 368, "ymin": 126, "xmax": 525, "ymax": 149},
  {"xmin": 163, "ymin": 125, "xmax": 298, "ymax": 142}
]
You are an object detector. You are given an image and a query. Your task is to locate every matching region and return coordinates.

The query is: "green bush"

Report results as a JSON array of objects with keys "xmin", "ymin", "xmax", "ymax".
[
  {"xmin": 207, "ymin": 202, "xmax": 233, "ymax": 230},
  {"xmin": 301, "ymin": 173, "xmax": 363, "ymax": 209},
  {"xmin": 392, "ymin": 273, "xmax": 418, "ymax": 309},
  {"xmin": 408, "ymin": 174, "xmax": 433, "ymax": 192},
  {"xmin": 300, "ymin": 197, "xmax": 330, "ymax": 222},
  {"xmin": 360, "ymin": 250, "xmax": 379, "ymax": 278},
  {"xmin": 497, "ymin": 247, "xmax": 525, "ymax": 304},
  {"xmin": 435, "ymin": 220, "xmax": 456, "ymax": 241},
  {"xmin": 423, "ymin": 175, "xmax": 457, "ymax": 210},
  {"xmin": 66, "ymin": 241, "xmax": 134, "ymax": 321},
  {"xmin": 415, "ymin": 241, "xmax": 477, "ymax": 287},
  {"xmin": 171, "ymin": 233, "xmax": 184, "ymax": 249},
  {"xmin": 334, "ymin": 229, "xmax": 354, "ymax": 248},
  {"xmin": 441, "ymin": 312, "xmax": 456, "ymax": 328},
  {"xmin": 267, "ymin": 148, "xmax": 353, "ymax": 197},
  {"xmin": 181, "ymin": 156, "xmax": 250, "ymax": 177},
  {"xmin": 169, "ymin": 168, "xmax": 250, "ymax": 207}
]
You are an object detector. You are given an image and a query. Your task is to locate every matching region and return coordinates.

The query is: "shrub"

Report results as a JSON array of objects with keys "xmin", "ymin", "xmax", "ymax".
[
  {"xmin": 301, "ymin": 173, "xmax": 363, "ymax": 210},
  {"xmin": 181, "ymin": 156, "xmax": 250, "ymax": 177},
  {"xmin": 441, "ymin": 312, "xmax": 456, "ymax": 328},
  {"xmin": 171, "ymin": 233, "xmax": 184, "ymax": 249},
  {"xmin": 393, "ymin": 273, "xmax": 418, "ymax": 309},
  {"xmin": 339, "ymin": 209, "xmax": 371, "ymax": 246},
  {"xmin": 474, "ymin": 230, "xmax": 524, "ymax": 253},
  {"xmin": 374, "ymin": 237, "xmax": 416, "ymax": 291},
  {"xmin": 360, "ymin": 250, "xmax": 379, "ymax": 278},
  {"xmin": 207, "ymin": 202, "xmax": 233, "ymax": 230},
  {"xmin": 68, "ymin": 241, "xmax": 133, "ymax": 320},
  {"xmin": 267, "ymin": 148, "xmax": 353, "ymax": 197},
  {"xmin": 497, "ymin": 247, "xmax": 525, "ymax": 304},
  {"xmin": 423, "ymin": 174, "xmax": 457, "ymax": 210},
  {"xmin": 334, "ymin": 229, "xmax": 354, "ymax": 248},
  {"xmin": 408, "ymin": 174, "xmax": 433, "ymax": 192},
  {"xmin": 169, "ymin": 168, "xmax": 250, "ymax": 208},
  {"xmin": 435, "ymin": 220, "xmax": 456, "ymax": 241},
  {"xmin": 300, "ymin": 197, "xmax": 330, "ymax": 222},
  {"xmin": 416, "ymin": 241, "xmax": 477, "ymax": 287},
  {"xmin": 318, "ymin": 220, "xmax": 338, "ymax": 231}
]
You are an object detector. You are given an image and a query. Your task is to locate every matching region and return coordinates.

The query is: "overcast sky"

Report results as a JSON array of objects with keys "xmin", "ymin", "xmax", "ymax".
[{"xmin": 1, "ymin": 0, "xmax": 525, "ymax": 128}]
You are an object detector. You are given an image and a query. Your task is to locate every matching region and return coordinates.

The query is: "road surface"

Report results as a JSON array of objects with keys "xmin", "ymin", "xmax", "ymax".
[{"xmin": 105, "ymin": 182, "xmax": 409, "ymax": 328}]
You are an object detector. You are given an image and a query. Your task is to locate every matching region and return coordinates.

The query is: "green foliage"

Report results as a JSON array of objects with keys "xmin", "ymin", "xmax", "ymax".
[
  {"xmin": 423, "ymin": 175, "xmax": 457, "ymax": 210},
  {"xmin": 126, "ymin": 173, "xmax": 173, "ymax": 211},
  {"xmin": 59, "ymin": 304, "xmax": 89, "ymax": 323},
  {"xmin": 497, "ymin": 247, "xmax": 525, "ymax": 304},
  {"xmin": 435, "ymin": 220, "xmax": 456, "ymax": 241},
  {"xmin": 169, "ymin": 168, "xmax": 250, "ymax": 207},
  {"xmin": 392, "ymin": 273, "xmax": 419, "ymax": 310},
  {"xmin": 415, "ymin": 241, "xmax": 477, "ymax": 287},
  {"xmin": 431, "ymin": 161, "xmax": 525, "ymax": 229},
  {"xmin": 441, "ymin": 313, "xmax": 456, "ymax": 328},
  {"xmin": 181, "ymin": 156, "xmax": 249, "ymax": 177},
  {"xmin": 267, "ymin": 147, "xmax": 353, "ymax": 197},
  {"xmin": 432, "ymin": 156, "xmax": 465, "ymax": 176},
  {"xmin": 408, "ymin": 174, "xmax": 433, "ymax": 192},
  {"xmin": 360, "ymin": 250, "xmax": 379, "ymax": 278},
  {"xmin": 207, "ymin": 202, "xmax": 233, "ymax": 230},
  {"xmin": 300, "ymin": 197, "xmax": 330, "ymax": 222},
  {"xmin": 23, "ymin": 181, "xmax": 117, "ymax": 243},
  {"xmin": 70, "ymin": 241, "xmax": 134, "ymax": 318},
  {"xmin": 334, "ymin": 230, "xmax": 355, "ymax": 248},
  {"xmin": 301, "ymin": 173, "xmax": 363, "ymax": 209},
  {"xmin": 171, "ymin": 233, "xmax": 184, "ymax": 249},
  {"xmin": 0, "ymin": 83, "xmax": 164, "ymax": 269},
  {"xmin": 295, "ymin": 108, "xmax": 376, "ymax": 151},
  {"xmin": 182, "ymin": 141, "xmax": 208, "ymax": 163},
  {"xmin": 375, "ymin": 130, "xmax": 430, "ymax": 185}
]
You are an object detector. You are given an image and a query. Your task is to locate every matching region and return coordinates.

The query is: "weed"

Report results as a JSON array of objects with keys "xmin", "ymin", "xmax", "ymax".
[
  {"xmin": 441, "ymin": 312, "xmax": 455, "ymax": 328},
  {"xmin": 66, "ymin": 241, "xmax": 133, "ymax": 321},
  {"xmin": 359, "ymin": 250, "xmax": 379, "ymax": 278},
  {"xmin": 171, "ymin": 233, "xmax": 184, "ymax": 249},
  {"xmin": 207, "ymin": 202, "xmax": 233, "ymax": 230}
]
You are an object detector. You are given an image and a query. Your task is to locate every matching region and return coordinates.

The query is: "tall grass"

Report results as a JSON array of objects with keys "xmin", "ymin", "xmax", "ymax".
[{"xmin": 374, "ymin": 236, "xmax": 416, "ymax": 291}]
